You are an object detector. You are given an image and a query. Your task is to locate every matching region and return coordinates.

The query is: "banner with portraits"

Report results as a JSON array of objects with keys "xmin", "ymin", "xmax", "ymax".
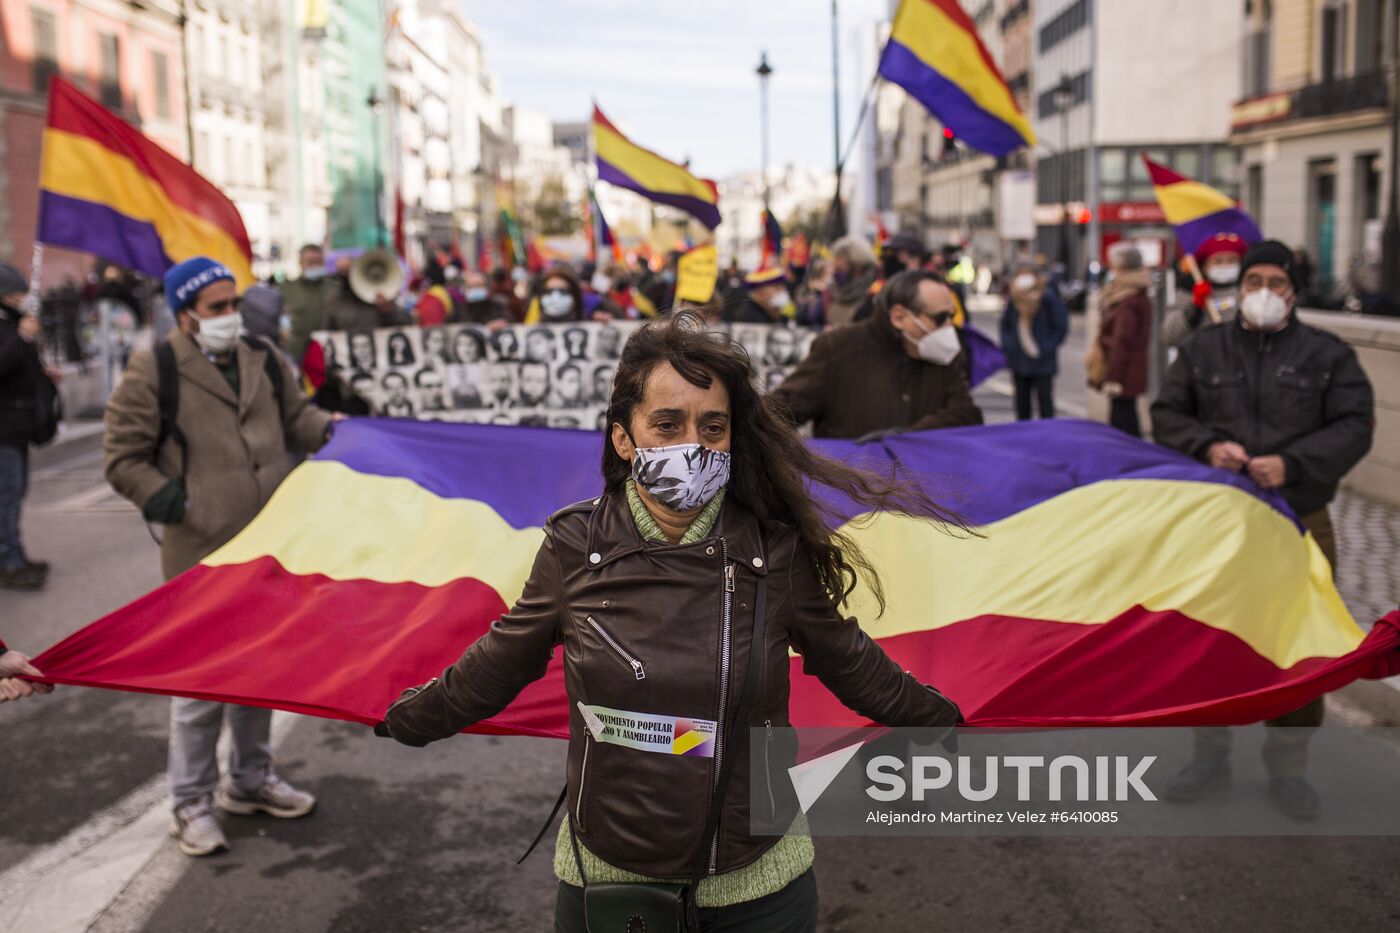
[{"xmin": 310, "ymin": 321, "xmax": 818, "ymax": 429}]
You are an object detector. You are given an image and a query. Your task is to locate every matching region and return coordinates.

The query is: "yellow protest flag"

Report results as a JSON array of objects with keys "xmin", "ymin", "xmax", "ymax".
[{"xmin": 674, "ymin": 244, "xmax": 718, "ymax": 304}]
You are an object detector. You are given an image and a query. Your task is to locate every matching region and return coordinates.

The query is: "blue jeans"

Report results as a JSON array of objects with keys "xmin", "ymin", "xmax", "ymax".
[{"xmin": 0, "ymin": 444, "xmax": 27, "ymax": 571}]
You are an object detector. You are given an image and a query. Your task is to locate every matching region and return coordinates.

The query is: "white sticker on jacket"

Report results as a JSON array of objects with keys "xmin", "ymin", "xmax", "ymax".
[{"xmin": 579, "ymin": 703, "xmax": 717, "ymax": 757}]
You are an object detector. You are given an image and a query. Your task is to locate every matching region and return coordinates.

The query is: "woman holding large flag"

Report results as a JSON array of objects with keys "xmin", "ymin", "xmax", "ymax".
[{"xmin": 377, "ymin": 313, "xmax": 964, "ymax": 931}]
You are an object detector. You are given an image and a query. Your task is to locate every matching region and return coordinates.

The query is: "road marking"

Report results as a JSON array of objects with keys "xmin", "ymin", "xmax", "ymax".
[
  {"xmin": 34, "ymin": 481, "xmax": 122, "ymax": 514},
  {"xmin": 0, "ymin": 711, "xmax": 301, "ymax": 933}
]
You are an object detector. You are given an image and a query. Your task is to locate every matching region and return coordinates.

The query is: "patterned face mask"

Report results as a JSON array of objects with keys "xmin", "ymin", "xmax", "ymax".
[{"xmin": 631, "ymin": 442, "xmax": 731, "ymax": 512}]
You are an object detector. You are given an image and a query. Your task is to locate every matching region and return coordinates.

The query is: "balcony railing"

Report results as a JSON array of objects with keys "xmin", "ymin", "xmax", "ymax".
[
  {"xmin": 1232, "ymin": 69, "xmax": 1391, "ymax": 132},
  {"xmin": 1293, "ymin": 70, "xmax": 1390, "ymax": 119}
]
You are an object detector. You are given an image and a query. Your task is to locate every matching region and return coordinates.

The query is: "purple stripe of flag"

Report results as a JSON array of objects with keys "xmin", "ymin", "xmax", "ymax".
[
  {"xmin": 597, "ymin": 157, "xmax": 721, "ymax": 230},
  {"xmin": 36, "ymin": 190, "xmax": 171, "ymax": 279},
  {"xmin": 878, "ymin": 39, "xmax": 1029, "ymax": 158},
  {"xmin": 1174, "ymin": 208, "xmax": 1263, "ymax": 256},
  {"xmin": 317, "ymin": 417, "xmax": 1296, "ymax": 532}
]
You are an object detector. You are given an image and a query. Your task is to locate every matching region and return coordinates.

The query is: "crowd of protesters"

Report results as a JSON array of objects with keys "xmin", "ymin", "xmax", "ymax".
[{"xmin": 0, "ymin": 219, "xmax": 1377, "ymax": 867}]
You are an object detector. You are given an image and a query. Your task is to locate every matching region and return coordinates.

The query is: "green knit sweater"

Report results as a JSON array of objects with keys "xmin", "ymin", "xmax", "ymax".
[{"xmin": 553, "ymin": 481, "xmax": 814, "ymax": 907}]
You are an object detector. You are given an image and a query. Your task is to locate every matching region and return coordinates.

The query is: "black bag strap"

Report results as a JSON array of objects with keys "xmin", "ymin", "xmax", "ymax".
[
  {"xmin": 516, "ymin": 783, "xmax": 568, "ymax": 867},
  {"xmin": 241, "ymin": 335, "xmax": 285, "ymax": 412}
]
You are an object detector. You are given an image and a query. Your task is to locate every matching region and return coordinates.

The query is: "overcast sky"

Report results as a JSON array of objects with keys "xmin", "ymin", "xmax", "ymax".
[{"xmin": 465, "ymin": 0, "xmax": 891, "ymax": 180}]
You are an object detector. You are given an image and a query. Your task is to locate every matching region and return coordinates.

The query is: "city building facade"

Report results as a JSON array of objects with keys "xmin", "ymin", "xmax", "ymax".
[
  {"xmin": 1032, "ymin": 0, "xmax": 1244, "ymax": 275},
  {"xmin": 1230, "ymin": 0, "xmax": 1397, "ymax": 304},
  {"xmin": 0, "ymin": 0, "xmax": 186, "ymax": 285}
]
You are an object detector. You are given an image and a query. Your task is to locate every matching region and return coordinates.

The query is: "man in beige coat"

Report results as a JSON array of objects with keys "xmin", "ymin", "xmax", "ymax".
[{"xmin": 104, "ymin": 256, "xmax": 339, "ymax": 857}]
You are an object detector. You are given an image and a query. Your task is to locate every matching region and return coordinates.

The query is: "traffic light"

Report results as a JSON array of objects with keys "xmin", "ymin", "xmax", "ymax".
[
  {"xmin": 1075, "ymin": 207, "xmax": 1093, "ymax": 224},
  {"xmin": 942, "ymin": 126, "xmax": 956, "ymax": 160}
]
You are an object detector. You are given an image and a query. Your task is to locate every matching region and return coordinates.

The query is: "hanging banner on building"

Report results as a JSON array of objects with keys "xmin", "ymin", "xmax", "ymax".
[{"xmin": 311, "ymin": 321, "xmax": 818, "ymax": 428}]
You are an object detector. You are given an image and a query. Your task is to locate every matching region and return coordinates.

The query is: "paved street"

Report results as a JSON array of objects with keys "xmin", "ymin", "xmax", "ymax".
[{"xmin": 2, "ymin": 315, "xmax": 1398, "ymax": 932}]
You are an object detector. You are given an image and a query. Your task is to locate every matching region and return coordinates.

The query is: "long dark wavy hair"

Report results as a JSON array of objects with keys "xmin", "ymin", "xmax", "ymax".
[{"xmin": 601, "ymin": 312, "xmax": 972, "ymax": 613}]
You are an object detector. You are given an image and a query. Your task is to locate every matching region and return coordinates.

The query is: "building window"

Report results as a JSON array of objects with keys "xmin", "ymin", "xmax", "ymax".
[
  {"xmin": 1320, "ymin": 1, "xmax": 1346, "ymax": 82},
  {"xmin": 1039, "ymin": 0, "xmax": 1092, "ymax": 54},
  {"xmin": 152, "ymin": 51, "xmax": 171, "ymax": 118},
  {"xmin": 1355, "ymin": 0, "xmax": 1384, "ymax": 72},
  {"xmin": 1210, "ymin": 147, "xmax": 1239, "ymax": 194},
  {"xmin": 98, "ymin": 32, "xmax": 121, "ymax": 109},
  {"xmin": 1355, "ymin": 152, "xmax": 1382, "ymax": 254},
  {"xmin": 1307, "ymin": 158, "xmax": 1338, "ymax": 291},
  {"xmin": 1036, "ymin": 69, "xmax": 1091, "ymax": 119},
  {"xmin": 1243, "ymin": 0, "xmax": 1273, "ymax": 97},
  {"xmin": 1099, "ymin": 149, "xmax": 1126, "ymax": 188},
  {"xmin": 1246, "ymin": 164, "xmax": 1264, "ymax": 228},
  {"xmin": 31, "ymin": 8, "xmax": 59, "ymax": 93},
  {"xmin": 1175, "ymin": 148, "xmax": 1201, "ymax": 181}
]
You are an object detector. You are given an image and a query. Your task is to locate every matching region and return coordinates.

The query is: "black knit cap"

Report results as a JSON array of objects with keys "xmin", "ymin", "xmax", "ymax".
[{"xmin": 1239, "ymin": 239, "xmax": 1299, "ymax": 290}]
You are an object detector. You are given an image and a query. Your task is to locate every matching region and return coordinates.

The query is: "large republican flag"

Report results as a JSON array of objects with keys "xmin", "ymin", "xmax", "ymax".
[
  {"xmin": 878, "ymin": 0, "xmax": 1035, "ymax": 158},
  {"xmin": 30, "ymin": 419, "xmax": 1399, "ymax": 732},
  {"xmin": 37, "ymin": 77, "xmax": 254, "ymax": 287},
  {"xmin": 592, "ymin": 105, "xmax": 721, "ymax": 230}
]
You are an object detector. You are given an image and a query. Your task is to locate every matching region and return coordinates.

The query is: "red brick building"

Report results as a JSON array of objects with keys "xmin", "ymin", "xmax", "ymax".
[{"xmin": 0, "ymin": 0, "xmax": 186, "ymax": 287}]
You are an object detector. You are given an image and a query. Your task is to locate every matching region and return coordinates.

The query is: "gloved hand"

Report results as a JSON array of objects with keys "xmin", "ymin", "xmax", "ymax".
[{"xmin": 1191, "ymin": 280, "xmax": 1213, "ymax": 310}]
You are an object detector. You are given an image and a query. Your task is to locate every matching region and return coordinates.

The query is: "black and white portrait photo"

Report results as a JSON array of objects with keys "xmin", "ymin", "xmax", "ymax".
[{"xmin": 313, "ymin": 320, "xmax": 810, "ymax": 431}]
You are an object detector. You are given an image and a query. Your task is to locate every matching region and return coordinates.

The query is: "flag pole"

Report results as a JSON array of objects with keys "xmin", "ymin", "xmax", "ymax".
[{"xmin": 824, "ymin": 67, "xmax": 882, "ymax": 240}]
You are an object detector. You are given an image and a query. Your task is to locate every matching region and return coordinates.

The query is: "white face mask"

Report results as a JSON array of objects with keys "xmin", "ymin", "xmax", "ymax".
[
  {"xmin": 768, "ymin": 289, "xmax": 791, "ymax": 311},
  {"xmin": 1013, "ymin": 274, "xmax": 1037, "ymax": 292},
  {"xmin": 591, "ymin": 272, "xmax": 612, "ymax": 293},
  {"xmin": 631, "ymin": 442, "xmax": 730, "ymax": 512},
  {"xmin": 1239, "ymin": 287, "xmax": 1290, "ymax": 331},
  {"xmin": 191, "ymin": 312, "xmax": 241, "ymax": 354},
  {"xmin": 1206, "ymin": 263, "xmax": 1240, "ymax": 285},
  {"xmin": 540, "ymin": 290, "xmax": 574, "ymax": 318},
  {"xmin": 906, "ymin": 315, "xmax": 961, "ymax": 365}
]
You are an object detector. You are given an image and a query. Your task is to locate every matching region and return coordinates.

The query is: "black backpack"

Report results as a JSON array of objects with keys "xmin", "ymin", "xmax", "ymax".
[{"xmin": 154, "ymin": 335, "xmax": 284, "ymax": 480}]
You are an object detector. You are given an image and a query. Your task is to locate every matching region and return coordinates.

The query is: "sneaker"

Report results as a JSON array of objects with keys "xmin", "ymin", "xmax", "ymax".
[
  {"xmin": 0, "ymin": 565, "xmax": 45, "ymax": 591},
  {"xmin": 1164, "ymin": 754, "xmax": 1231, "ymax": 802},
  {"xmin": 1269, "ymin": 776, "xmax": 1321, "ymax": 821},
  {"xmin": 216, "ymin": 773, "xmax": 316, "ymax": 819},
  {"xmin": 170, "ymin": 797, "xmax": 229, "ymax": 857}
]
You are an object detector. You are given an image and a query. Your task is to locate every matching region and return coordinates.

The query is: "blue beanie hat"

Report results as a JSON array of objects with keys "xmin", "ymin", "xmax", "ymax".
[{"xmin": 164, "ymin": 257, "xmax": 235, "ymax": 312}]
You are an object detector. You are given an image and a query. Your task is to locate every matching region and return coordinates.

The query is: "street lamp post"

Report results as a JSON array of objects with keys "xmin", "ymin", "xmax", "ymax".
[
  {"xmin": 1052, "ymin": 74, "xmax": 1074, "ymax": 276},
  {"xmin": 757, "ymin": 51, "xmax": 773, "ymax": 211},
  {"xmin": 367, "ymin": 89, "xmax": 386, "ymax": 248}
]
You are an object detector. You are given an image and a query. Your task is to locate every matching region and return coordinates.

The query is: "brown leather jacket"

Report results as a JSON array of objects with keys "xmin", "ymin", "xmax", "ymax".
[
  {"xmin": 770, "ymin": 310, "xmax": 983, "ymax": 438},
  {"xmin": 383, "ymin": 491, "xmax": 960, "ymax": 879}
]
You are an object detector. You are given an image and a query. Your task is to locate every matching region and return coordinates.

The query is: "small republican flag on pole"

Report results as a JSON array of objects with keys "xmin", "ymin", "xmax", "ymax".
[{"xmin": 1142, "ymin": 154, "xmax": 1261, "ymax": 255}]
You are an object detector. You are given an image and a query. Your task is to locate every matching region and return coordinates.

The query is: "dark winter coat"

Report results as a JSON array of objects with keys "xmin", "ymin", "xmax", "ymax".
[
  {"xmin": 770, "ymin": 307, "xmax": 983, "ymax": 438},
  {"xmin": 999, "ymin": 289, "xmax": 1069, "ymax": 378},
  {"xmin": 0, "ymin": 304, "xmax": 43, "ymax": 448},
  {"xmin": 1151, "ymin": 316, "xmax": 1374, "ymax": 516},
  {"xmin": 1097, "ymin": 277, "xmax": 1153, "ymax": 398}
]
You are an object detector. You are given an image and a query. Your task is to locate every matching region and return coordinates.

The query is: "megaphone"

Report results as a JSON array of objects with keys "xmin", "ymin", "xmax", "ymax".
[{"xmin": 349, "ymin": 248, "xmax": 405, "ymax": 305}]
